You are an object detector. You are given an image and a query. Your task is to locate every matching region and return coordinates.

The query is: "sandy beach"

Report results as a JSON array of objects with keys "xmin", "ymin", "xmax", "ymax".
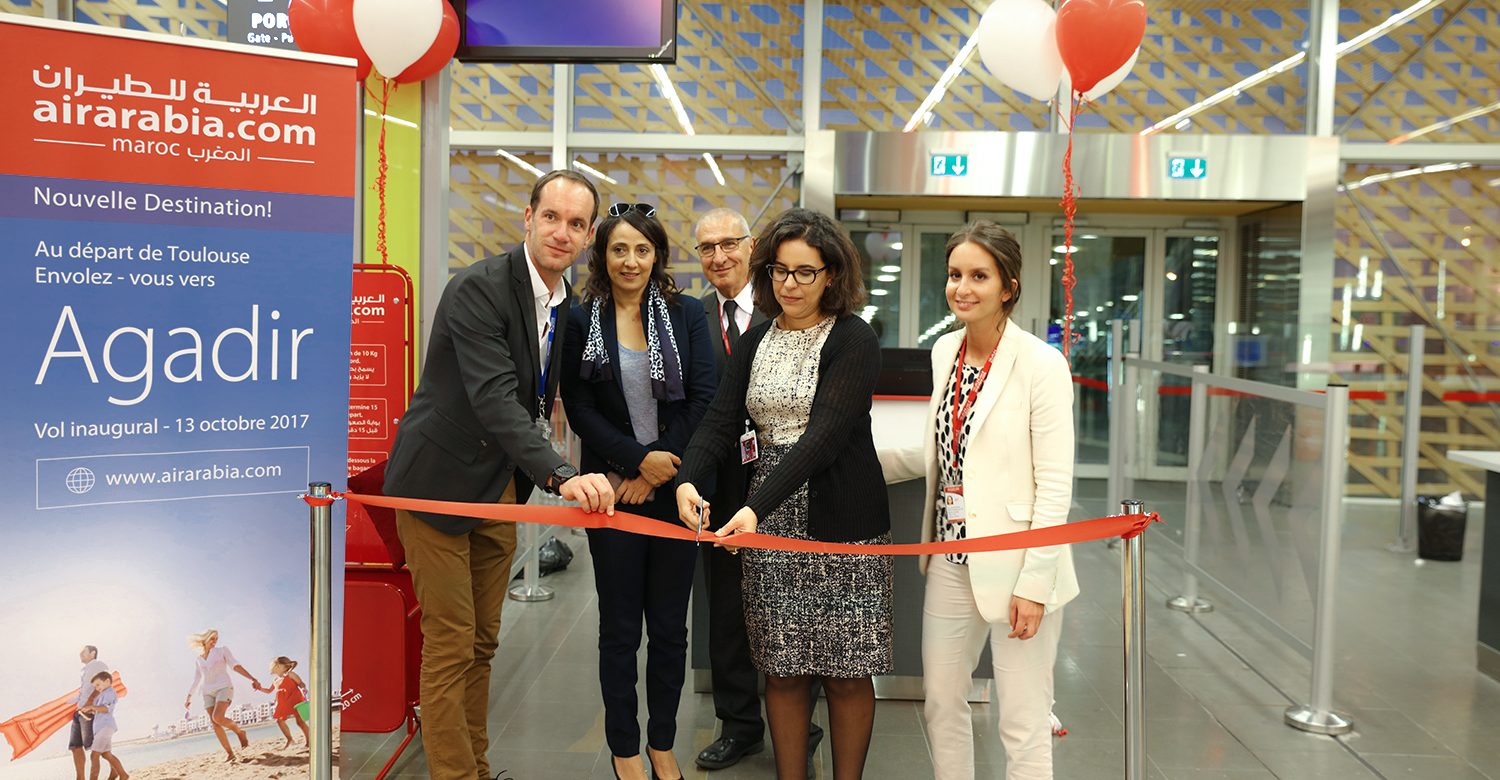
[{"xmin": 126, "ymin": 730, "xmax": 339, "ymax": 780}]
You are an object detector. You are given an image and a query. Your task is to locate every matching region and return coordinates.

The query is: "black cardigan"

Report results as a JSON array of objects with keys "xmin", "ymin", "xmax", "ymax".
[{"xmin": 678, "ymin": 314, "xmax": 890, "ymax": 543}]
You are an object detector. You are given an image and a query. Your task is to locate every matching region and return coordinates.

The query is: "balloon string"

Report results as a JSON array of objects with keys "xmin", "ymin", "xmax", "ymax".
[
  {"xmin": 1059, "ymin": 93, "xmax": 1081, "ymax": 363},
  {"xmin": 375, "ymin": 79, "xmax": 394, "ymax": 266}
]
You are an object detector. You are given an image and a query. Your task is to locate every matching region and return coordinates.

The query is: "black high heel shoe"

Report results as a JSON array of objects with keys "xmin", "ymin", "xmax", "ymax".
[{"xmin": 647, "ymin": 749, "xmax": 683, "ymax": 780}]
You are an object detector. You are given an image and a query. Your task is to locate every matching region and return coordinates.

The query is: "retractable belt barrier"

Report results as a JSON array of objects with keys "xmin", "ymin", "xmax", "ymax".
[{"xmin": 319, "ymin": 492, "xmax": 1160, "ymax": 554}]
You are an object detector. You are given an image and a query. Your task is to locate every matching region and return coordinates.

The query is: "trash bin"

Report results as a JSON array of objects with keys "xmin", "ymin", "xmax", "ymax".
[{"xmin": 1417, "ymin": 493, "xmax": 1469, "ymax": 561}]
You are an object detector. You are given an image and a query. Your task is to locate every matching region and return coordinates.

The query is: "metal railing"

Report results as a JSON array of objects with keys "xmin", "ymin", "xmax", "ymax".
[{"xmin": 1111, "ymin": 358, "xmax": 1353, "ymax": 735}]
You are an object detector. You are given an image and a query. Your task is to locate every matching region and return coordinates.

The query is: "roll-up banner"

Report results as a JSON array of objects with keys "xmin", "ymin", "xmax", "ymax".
[{"xmin": 0, "ymin": 17, "xmax": 356, "ymax": 778}]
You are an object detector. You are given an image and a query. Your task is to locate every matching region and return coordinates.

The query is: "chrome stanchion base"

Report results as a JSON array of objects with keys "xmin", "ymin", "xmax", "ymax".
[
  {"xmin": 508, "ymin": 583, "xmax": 554, "ymax": 602},
  {"xmin": 1284, "ymin": 705, "xmax": 1352, "ymax": 735},
  {"xmin": 1386, "ymin": 540, "xmax": 1416, "ymax": 554},
  {"xmin": 1166, "ymin": 596, "xmax": 1213, "ymax": 613},
  {"xmin": 507, "ymin": 585, "xmax": 555, "ymax": 603}
]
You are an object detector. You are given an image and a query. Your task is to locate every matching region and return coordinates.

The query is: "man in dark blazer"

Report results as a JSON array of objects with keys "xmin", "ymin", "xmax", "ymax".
[
  {"xmin": 691, "ymin": 208, "xmax": 822, "ymax": 775},
  {"xmin": 383, "ymin": 169, "xmax": 615, "ymax": 780}
]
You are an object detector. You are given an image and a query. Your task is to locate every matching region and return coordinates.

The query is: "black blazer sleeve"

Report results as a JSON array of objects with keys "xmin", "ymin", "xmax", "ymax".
[
  {"xmin": 560, "ymin": 305, "xmax": 651, "ymax": 478},
  {"xmin": 652, "ymin": 301, "xmax": 718, "ymax": 456},
  {"xmin": 742, "ymin": 317, "xmax": 881, "ymax": 521},
  {"xmin": 446, "ymin": 270, "xmax": 564, "ymax": 484}
]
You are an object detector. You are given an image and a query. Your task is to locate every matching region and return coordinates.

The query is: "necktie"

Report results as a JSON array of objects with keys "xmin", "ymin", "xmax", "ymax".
[{"xmin": 723, "ymin": 300, "xmax": 742, "ymax": 353}]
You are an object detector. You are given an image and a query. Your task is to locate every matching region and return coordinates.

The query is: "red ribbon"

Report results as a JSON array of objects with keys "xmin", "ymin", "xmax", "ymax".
[{"xmin": 341, "ymin": 492, "xmax": 1159, "ymax": 556}]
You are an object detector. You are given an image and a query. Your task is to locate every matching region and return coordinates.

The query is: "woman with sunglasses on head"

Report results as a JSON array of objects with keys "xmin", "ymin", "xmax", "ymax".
[
  {"xmin": 560, "ymin": 203, "xmax": 718, "ymax": 780},
  {"xmin": 881, "ymin": 221, "xmax": 1078, "ymax": 780},
  {"xmin": 676, "ymin": 207, "xmax": 891, "ymax": 780}
]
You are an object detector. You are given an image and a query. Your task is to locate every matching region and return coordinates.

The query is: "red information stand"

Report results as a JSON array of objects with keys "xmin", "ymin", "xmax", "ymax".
[{"xmin": 343, "ymin": 264, "xmax": 420, "ymax": 777}]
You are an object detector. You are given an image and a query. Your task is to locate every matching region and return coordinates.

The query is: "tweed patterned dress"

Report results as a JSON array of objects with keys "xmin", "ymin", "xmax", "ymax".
[{"xmin": 740, "ymin": 317, "xmax": 894, "ymax": 678}]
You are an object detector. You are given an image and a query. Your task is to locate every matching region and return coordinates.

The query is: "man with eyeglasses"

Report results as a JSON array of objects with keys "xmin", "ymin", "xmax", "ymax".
[
  {"xmin": 383, "ymin": 169, "xmax": 616, "ymax": 780},
  {"xmin": 691, "ymin": 208, "xmax": 824, "ymax": 776}
]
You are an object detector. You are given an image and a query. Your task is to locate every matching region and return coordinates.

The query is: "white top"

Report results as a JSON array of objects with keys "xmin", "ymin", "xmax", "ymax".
[
  {"xmin": 714, "ymin": 283, "xmax": 754, "ymax": 337},
  {"xmin": 77, "ymin": 659, "xmax": 108, "ymax": 706},
  {"xmin": 522, "ymin": 244, "xmax": 567, "ymax": 362},
  {"xmin": 1450, "ymin": 451, "xmax": 1500, "ymax": 473},
  {"xmin": 189, "ymin": 645, "xmax": 240, "ymax": 695}
]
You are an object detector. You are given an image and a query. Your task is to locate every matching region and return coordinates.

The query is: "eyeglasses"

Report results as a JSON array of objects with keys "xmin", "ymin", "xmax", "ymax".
[
  {"xmin": 607, "ymin": 202, "xmax": 657, "ymax": 218},
  {"xmin": 695, "ymin": 235, "xmax": 750, "ymax": 258},
  {"xmin": 766, "ymin": 264, "xmax": 828, "ymax": 285}
]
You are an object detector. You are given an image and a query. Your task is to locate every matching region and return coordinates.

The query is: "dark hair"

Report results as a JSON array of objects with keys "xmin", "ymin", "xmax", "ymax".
[
  {"xmin": 529, "ymin": 169, "xmax": 600, "ymax": 225},
  {"xmin": 83, "ymin": 645, "xmax": 98, "ymax": 657},
  {"xmin": 584, "ymin": 208, "xmax": 681, "ymax": 303},
  {"xmin": 274, "ymin": 656, "xmax": 298, "ymax": 671},
  {"xmin": 749, "ymin": 208, "xmax": 867, "ymax": 319},
  {"xmin": 945, "ymin": 220, "xmax": 1023, "ymax": 319},
  {"xmin": 91, "ymin": 671, "xmax": 111, "ymax": 684}
]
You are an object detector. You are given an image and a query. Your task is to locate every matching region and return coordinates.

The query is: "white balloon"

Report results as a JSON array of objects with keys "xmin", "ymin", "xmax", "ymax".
[
  {"xmin": 975, "ymin": 0, "xmax": 1065, "ymax": 102},
  {"xmin": 353, "ymin": 0, "xmax": 442, "ymax": 80},
  {"xmin": 1063, "ymin": 48, "xmax": 1140, "ymax": 101}
]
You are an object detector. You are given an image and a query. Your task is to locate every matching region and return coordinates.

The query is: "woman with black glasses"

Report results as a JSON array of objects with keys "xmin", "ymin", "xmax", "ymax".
[
  {"xmin": 561, "ymin": 203, "xmax": 718, "ymax": 780},
  {"xmin": 676, "ymin": 207, "xmax": 891, "ymax": 780}
]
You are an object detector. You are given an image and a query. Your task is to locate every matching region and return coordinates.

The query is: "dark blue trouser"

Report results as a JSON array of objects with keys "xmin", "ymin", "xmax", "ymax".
[{"xmin": 588, "ymin": 523, "xmax": 698, "ymax": 757}]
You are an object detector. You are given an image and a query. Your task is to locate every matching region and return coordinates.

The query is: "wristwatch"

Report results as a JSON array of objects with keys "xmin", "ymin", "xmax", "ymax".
[{"xmin": 543, "ymin": 463, "xmax": 579, "ymax": 495}]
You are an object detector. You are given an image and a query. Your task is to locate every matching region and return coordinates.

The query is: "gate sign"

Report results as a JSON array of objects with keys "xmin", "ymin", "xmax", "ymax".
[
  {"xmin": 227, "ymin": 0, "xmax": 298, "ymax": 50},
  {"xmin": 930, "ymin": 153, "xmax": 969, "ymax": 177},
  {"xmin": 1168, "ymin": 156, "xmax": 1208, "ymax": 180}
]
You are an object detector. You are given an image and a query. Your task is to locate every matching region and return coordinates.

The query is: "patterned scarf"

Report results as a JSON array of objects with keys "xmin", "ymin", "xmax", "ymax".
[{"xmin": 579, "ymin": 282, "xmax": 686, "ymax": 401}]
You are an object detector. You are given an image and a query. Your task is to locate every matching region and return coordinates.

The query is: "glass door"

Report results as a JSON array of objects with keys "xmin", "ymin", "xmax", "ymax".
[
  {"xmin": 1048, "ymin": 231, "xmax": 1150, "ymax": 476},
  {"xmin": 1152, "ymin": 232, "xmax": 1223, "ymax": 471},
  {"xmin": 848, "ymin": 228, "xmax": 906, "ymax": 347}
]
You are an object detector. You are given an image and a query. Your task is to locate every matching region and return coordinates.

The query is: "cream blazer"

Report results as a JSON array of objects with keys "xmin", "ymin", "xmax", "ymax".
[{"xmin": 881, "ymin": 323, "xmax": 1079, "ymax": 624}]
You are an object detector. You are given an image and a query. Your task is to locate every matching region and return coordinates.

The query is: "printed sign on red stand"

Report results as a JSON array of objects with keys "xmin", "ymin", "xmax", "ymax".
[{"xmin": 346, "ymin": 264, "xmax": 413, "ymax": 565}]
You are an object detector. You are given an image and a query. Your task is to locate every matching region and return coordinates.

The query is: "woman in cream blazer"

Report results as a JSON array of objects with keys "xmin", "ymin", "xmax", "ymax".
[{"xmin": 882, "ymin": 221, "xmax": 1077, "ymax": 780}]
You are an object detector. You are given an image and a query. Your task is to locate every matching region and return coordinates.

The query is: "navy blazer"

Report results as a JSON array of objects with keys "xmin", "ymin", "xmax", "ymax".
[{"xmin": 561, "ymin": 293, "xmax": 718, "ymax": 520}]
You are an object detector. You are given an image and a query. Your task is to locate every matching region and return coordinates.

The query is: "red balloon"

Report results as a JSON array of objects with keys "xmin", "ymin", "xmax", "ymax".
[
  {"xmin": 395, "ymin": 0, "xmax": 459, "ymax": 84},
  {"xmin": 289, "ymin": 0, "xmax": 374, "ymax": 81},
  {"xmin": 1055, "ymin": 0, "xmax": 1146, "ymax": 94}
]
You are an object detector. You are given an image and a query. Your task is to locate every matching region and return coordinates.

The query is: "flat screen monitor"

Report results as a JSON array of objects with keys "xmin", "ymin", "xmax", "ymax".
[{"xmin": 455, "ymin": 0, "xmax": 677, "ymax": 64}]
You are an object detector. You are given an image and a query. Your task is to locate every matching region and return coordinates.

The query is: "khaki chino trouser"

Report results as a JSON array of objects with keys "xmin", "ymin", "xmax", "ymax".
[{"xmin": 396, "ymin": 481, "xmax": 518, "ymax": 780}]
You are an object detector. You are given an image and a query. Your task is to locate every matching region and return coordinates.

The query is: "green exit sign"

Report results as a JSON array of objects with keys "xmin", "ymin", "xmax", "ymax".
[
  {"xmin": 1168, "ymin": 156, "xmax": 1208, "ymax": 180},
  {"xmin": 930, "ymin": 153, "xmax": 969, "ymax": 177}
]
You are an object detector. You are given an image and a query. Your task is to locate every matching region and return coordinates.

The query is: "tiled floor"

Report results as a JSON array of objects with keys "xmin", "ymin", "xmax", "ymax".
[{"xmin": 343, "ymin": 487, "xmax": 1496, "ymax": 779}]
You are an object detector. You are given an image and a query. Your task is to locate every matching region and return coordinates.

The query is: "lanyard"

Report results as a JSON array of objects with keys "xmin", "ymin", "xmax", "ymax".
[
  {"xmin": 537, "ymin": 305, "xmax": 557, "ymax": 408},
  {"xmin": 951, "ymin": 336, "xmax": 998, "ymax": 466}
]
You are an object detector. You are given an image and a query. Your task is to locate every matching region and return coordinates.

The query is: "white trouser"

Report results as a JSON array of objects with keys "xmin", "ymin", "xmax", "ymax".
[{"xmin": 923, "ymin": 557, "xmax": 1063, "ymax": 780}]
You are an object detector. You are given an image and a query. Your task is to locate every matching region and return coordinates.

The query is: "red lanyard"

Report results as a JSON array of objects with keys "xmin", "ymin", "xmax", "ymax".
[
  {"xmin": 721, "ymin": 311, "xmax": 732, "ymax": 355},
  {"xmin": 951, "ymin": 337, "xmax": 998, "ymax": 465}
]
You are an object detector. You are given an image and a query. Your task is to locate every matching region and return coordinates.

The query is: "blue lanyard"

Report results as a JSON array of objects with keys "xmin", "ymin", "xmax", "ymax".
[{"xmin": 537, "ymin": 305, "xmax": 557, "ymax": 404}]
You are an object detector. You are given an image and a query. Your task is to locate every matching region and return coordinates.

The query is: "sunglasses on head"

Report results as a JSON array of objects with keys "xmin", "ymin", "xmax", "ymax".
[{"xmin": 607, "ymin": 202, "xmax": 657, "ymax": 219}]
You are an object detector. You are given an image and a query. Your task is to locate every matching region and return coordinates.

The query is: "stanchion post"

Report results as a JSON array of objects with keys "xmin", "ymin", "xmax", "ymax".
[
  {"xmin": 1392, "ymin": 324, "xmax": 1424, "ymax": 553},
  {"xmin": 1168, "ymin": 365, "xmax": 1213, "ymax": 613},
  {"xmin": 1120, "ymin": 499, "xmax": 1147, "ymax": 780},
  {"xmin": 508, "ymin": 519, "xmax": 555, "ymax": 602},
  {"xmin": 1285, "ymin": 385, "xmax": 1353, "ymax": 735},
  {"xmin": 306, "ymin": 482, "xmax": 334, "ymax": 780}
]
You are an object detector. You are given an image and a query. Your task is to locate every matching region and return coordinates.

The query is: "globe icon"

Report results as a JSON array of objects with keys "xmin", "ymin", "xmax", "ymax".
[{"xmin": 65, "ymin": 467, "xmax": 96, "ymax": 495}]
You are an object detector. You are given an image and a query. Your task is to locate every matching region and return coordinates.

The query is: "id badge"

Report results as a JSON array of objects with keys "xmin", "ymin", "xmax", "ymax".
[
  {"xmin": 941, "ymin": 485, "xmax": 966, "ymax": 523},
  {"xmin": 739, "ymin": 429, "xmax": 759, "ymax": 465}
]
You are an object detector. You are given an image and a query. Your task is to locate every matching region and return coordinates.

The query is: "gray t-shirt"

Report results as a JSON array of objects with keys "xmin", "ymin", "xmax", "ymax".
[{"xmin": 619, "ymin": 346, "xmax": 658, "ymax": 446}]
